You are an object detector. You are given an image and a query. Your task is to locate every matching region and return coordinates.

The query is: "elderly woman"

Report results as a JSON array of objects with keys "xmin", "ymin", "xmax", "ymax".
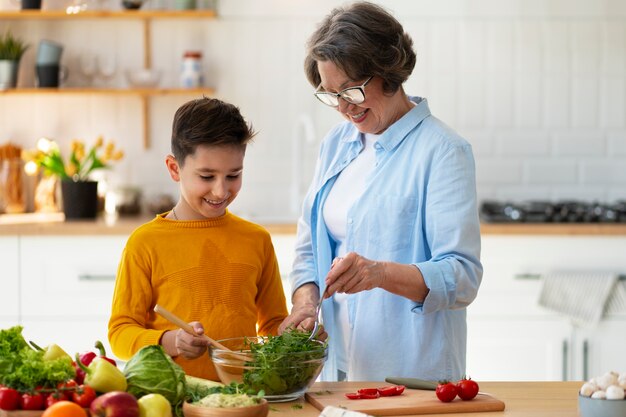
[{"xmin": 279, "ymin": 1, "xmax": 483, "ymax": 382}]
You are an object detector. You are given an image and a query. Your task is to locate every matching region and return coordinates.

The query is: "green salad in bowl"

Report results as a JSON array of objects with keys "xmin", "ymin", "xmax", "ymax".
[{"xmin": 209, "ymin": 331, "xmax": 327, "ymax": 402}]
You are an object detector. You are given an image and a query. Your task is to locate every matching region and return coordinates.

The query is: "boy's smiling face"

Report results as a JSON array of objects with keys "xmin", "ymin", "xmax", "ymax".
[{"xmin": 167, "ymin": 144, "xmax": 244, "ymax": 219}]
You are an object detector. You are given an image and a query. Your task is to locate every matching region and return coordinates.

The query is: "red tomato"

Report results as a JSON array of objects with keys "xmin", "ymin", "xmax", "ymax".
[
  {"xmin": 20, "ymin": 392, "xmax": 45, "ymax": 410},
  {"xmin": 456, "ymin": 378, "xmax": 479, "ymax": 401},
  {"xmin": 46, "ymin": 392, "xmax": 66, "ymax": 408},
  {"xmin": 0, "ymin": 388, "xmax": 20, "ymax": 411},
  {"xmin": 435, "ymin": 381, "xmax": 457, "ymax": 403},
  {"xmin": 378, "ymin": 385, "xmax": 405, "ymax": 396},
  {"xmin": 71, "ymin": 385, "xmax": 96, "ymax": 408}
]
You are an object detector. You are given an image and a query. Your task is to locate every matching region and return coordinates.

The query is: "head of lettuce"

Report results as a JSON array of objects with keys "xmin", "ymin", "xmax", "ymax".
[{"xmin": 124, "ymin": 345, "xmax": 187, "ymax": 411}]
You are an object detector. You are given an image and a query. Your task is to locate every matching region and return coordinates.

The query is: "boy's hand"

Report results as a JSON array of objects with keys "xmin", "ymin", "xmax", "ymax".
[{"xmin": 172, "ymin": 321, "xmax": 210, "ymax": 359}]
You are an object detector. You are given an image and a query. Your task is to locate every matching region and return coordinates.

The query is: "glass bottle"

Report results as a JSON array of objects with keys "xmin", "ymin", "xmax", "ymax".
[{"xmin": 180, "ymin": 51, "xmax": 203, "ymax": 88}]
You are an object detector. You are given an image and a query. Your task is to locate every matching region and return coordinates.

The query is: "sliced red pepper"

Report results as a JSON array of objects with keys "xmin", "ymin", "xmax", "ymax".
[
  {"xmin": 378, "ymin": 385, "xmax": 405, "ymax": 396},
  {"xmin": 357, "ymin": 388, "xmax": 379, "ymax": 396},
  {"xmin": 345, "ymin": 393, "xmax": 362, "ymax": 400}
]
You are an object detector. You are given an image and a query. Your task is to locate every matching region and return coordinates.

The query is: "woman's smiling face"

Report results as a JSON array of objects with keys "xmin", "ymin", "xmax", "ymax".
[{"xmin": 316, "ymin": 60, "xmax": 411, "ymax": 135}]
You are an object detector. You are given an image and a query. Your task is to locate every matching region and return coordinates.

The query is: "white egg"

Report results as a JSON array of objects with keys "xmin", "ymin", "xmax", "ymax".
[
  {"xmin": 591, "ymin": 390, "xmax": 607, "ymax": 399},
  {"xmin": 605, "ymin": 385, "xmax": 625, "ymax": 400},
  {"xmin": 580, "ymin": 382, "xmax": 598, "ymax": 397}
]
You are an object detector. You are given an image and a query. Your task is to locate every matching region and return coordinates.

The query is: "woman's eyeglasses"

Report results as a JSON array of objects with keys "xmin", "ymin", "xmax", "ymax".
[{"xmin": 314, "ymin": 76, "xmax": 373, "ymax": 107}]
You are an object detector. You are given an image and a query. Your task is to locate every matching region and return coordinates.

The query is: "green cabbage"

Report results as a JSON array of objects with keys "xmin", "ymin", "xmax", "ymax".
[{"xmin": 124, "ymin": 345, "xmax": 187, "ymax": 408}]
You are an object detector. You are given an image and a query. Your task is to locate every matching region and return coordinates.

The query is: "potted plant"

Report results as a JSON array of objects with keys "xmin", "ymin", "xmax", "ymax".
[
  {"xmin": 22, "ymin": 136, "xmax": 124, "ymax": 220},
  {"xmin": 0, "ymin": 30, "xmax": 30, "ymax": 90}
]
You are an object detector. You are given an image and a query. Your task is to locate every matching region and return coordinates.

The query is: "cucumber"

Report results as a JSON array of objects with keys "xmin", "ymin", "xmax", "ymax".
[{"xmin": 186, "ymin": 375, "xmax": 223, "ymax": 390}]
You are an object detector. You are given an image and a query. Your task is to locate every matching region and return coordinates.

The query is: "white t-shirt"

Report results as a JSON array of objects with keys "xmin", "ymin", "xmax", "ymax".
[{"xmin": 322, "ymin": 132, "xmax": 379, "ymax": 372}]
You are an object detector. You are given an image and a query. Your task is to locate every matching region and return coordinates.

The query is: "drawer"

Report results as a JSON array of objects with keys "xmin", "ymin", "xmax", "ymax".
[{"xmin": 20, "ymin": 235, "xmax": 126, "ymax": 318}]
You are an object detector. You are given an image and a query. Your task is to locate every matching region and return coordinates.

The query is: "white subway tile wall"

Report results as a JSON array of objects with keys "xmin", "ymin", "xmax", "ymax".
[{"xmin": 1, "ymin": 0, "xmax": 625, "ymax": 220}]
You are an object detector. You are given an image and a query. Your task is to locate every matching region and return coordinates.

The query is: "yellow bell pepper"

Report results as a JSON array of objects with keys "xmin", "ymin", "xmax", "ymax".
[
  {"xmin": 42, "ymin": 343, "xmax": 72, "ymax": 362},
  {"xmin": 75, "ymin": 354, "xmax": 127, "ymax": 393}
]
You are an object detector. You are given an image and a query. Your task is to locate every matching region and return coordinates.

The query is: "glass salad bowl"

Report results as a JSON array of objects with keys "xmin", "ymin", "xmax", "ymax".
[{"xmin": 209, "ymin": 335, "xmax": 327, "ymax": 402}]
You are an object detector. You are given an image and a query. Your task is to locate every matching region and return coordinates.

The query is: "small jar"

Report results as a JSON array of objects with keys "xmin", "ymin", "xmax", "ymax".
[{"xmin": 180, "ymin": 51, "xmax": 203, "ymax": 88}]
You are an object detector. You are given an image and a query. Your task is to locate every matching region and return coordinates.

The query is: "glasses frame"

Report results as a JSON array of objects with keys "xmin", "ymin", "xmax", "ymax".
[{"xmin": 314, "ymin": 76, "xmax": 374, "ymax": 107}]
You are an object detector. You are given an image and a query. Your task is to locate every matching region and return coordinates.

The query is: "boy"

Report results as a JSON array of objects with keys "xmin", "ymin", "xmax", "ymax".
[{"xmin": 108, "ymin": 98, "xmax": 288, "ymax": 380}]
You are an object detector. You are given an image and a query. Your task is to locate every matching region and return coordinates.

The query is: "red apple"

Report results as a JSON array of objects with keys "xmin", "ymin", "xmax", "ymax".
[{"xmin": 90, "ymin": 391, "xmax": 140, "ymax": 417}]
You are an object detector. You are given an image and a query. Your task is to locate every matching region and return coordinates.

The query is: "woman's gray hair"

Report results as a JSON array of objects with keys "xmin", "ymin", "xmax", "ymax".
[{"xmin": 304, "ymin": 1, "xmax": 416, "ymax": 94}]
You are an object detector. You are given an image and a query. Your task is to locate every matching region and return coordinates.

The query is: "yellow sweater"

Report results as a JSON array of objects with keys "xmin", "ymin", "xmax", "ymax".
[{"xmin": 108, "ymin": 210, "xmax": 288, "ymax": 380}]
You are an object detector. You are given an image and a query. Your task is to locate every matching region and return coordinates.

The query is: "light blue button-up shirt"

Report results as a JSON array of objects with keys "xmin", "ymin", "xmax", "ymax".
[{"xmin": 290, "ymin": 97, "xmax": 483, "ymax": 381}]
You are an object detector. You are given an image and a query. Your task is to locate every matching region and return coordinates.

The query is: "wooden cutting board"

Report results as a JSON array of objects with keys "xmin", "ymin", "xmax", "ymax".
[{"xmin": 305, "ymin": 383, "xmax": 505, "ymax": 416}]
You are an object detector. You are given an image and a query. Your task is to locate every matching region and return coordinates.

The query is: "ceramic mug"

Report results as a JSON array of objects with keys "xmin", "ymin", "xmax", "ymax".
[
  {"xmin": 9, "ymin": 0, "xmax": 41, "ymax": 10},
  {"xmin": 36, "ymin": 64, "xmax": 69, "ymax": 88},
  {"xmin": 36, "ymin": 40, "xmax": 64, "ymax": 65},
  {"xmin": 21, "ymin": 0, "xmax": 41, "ymax": 9}
]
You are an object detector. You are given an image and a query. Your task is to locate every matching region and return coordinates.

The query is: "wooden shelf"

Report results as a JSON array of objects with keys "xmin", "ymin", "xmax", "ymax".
[
  {"xmin": 0, "ymin": 9, "xmax": 216, "ymax": 19},
  {"xmin": 0, "ymin": 87, "xmax": 215, "ymax": 95},
  {"xmin": 0, "ymin": 10, "xmax": 217, "ymax": 149},
  {"xmin": 0, "ymin": 87, "xmax": 215, "ymax": 148}
]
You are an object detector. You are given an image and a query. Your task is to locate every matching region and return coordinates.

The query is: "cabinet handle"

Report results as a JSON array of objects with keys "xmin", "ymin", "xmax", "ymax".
[
  {"xmin": 562, "ymin": 339, "xmax": 569, "ymax": 381},
  {"xmin": 583, "ymin": 339, "xmax": 589, "ymax": 382},
  {"xmin": 78, "ymin": 274, "xmax": 116, "ymax": 281}
]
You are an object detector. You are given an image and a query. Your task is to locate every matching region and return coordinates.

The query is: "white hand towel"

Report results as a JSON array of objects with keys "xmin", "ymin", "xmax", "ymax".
[
  {"xmin": 606, "ymin": 279, "xmax": 626, "ymax": 315},
  {"xmin": 538, "ymin": 271, "xmax": 619, "ymax": 327}
]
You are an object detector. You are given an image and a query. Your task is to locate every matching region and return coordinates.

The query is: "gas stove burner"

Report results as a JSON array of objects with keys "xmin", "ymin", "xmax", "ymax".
[{"xmin": 479, "ymin": 200, "xmax": 626, "ymax": 223}]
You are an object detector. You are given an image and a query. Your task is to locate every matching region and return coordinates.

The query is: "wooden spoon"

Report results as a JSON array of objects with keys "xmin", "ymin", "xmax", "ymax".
[{"xmin": 153, "ymin": 304, "xmax": 233, "ymax": 352}]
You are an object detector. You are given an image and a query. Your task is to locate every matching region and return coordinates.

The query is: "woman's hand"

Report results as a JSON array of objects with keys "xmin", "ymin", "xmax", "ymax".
[
  {"xmin": 278, "ymin": 283, "xmax": 328, "ymax": 341},
  {"xmin": 161, "ymin": 321, "xmax": 209, "ymax": 359},
  {"xmin": 325, "ymin": 252, "xmax": 387, "ymax": 295}
]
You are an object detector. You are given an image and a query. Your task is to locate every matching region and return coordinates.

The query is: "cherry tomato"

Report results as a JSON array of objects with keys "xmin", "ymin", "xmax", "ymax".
[
  {"xmin": 20, "ymin": 392, "xmax": 45, "ymax": 410},
  {"xmin": 435, "ymin": 381, "xmax": 457, "ymax": 403},
  {"xmin": 0, "ymin": 387, "xmax": 20, "ymax": 411},
  {"xmin": 456, "ymin": 378, "xmax": 479, "ymax": 401},
  {"xmin": 46, "ymin": 391, "xmax": 66, "ymax": 408},
  {"xmin": 377, "ymin": 385, "xmax": 405, "ymax": 396},
  {"xmin": 71, "ymin": 385, "xmax": 96, "ymax": 408},
  {"xmin": 345, "ymin": 393, "xmax": 362, "ymax": 400}
]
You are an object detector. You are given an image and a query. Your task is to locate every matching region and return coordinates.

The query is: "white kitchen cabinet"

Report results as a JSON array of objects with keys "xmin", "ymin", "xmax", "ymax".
[
  {"xmin": 467, "ymin": 316, "xmax": 570, "ymax": 381},
  {"xmin": 18, "ymin": 235, "xmax": 126, "ymax": 357},
  {"xmin": 466, "ymin": 235, "xmax": 626, "ymax": 381},
  {"xmin": 0, "ymin": 236, "xmax": 19, "ymax": 323},
  {"xmin": 570, "ymin": 319, "xmax": 626, "ymax": 381}
]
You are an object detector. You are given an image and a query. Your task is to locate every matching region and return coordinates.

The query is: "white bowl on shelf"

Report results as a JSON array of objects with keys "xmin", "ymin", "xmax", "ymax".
[{"xmin": 125, "ymin": 68, "xmax": 161, "ymax": 88}]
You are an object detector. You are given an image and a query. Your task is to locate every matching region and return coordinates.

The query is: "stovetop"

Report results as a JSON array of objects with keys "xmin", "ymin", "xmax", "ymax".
[{"xmin": 479, "ymin": 200, "xmax": 626, "ymax": 223}]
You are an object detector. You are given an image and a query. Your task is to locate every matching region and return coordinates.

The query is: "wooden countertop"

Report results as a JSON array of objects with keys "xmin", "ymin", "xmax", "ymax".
[
  {"xmin": 0, "ymin": 212, "xmax": 298, "ymax": 236},
  {"xmin": 2, "ymin": 212, "xmax": 626, "ymax": 236},
  {"xmin": 271, "ymin": 381, "xmax": 581, "ymax": 417}
]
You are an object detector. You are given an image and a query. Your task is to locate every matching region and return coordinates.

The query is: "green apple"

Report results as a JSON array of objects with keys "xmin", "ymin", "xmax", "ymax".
[{"xmin": 137, "ymin": 394, "xmax": 172, "ymax": 417}]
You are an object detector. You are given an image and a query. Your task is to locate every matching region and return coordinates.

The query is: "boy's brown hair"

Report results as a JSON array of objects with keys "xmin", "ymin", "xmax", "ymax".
[{"xmin": 171, "ymin": 97, "xmax": 256, "ymax": 165}]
